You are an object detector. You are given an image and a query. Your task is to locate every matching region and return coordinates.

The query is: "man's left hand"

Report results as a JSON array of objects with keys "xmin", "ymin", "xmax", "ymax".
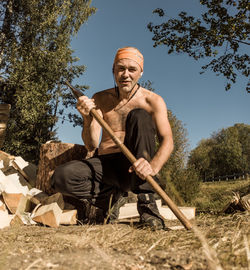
[{"xmin": 129, "ymin": 158, "xmax": 155, "ymax": 180}]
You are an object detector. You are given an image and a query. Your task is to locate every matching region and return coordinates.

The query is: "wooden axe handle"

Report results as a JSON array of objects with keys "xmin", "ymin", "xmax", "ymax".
[{"xmin": 65, "ymin": 81, "xmax": 192, "ymax": 230}]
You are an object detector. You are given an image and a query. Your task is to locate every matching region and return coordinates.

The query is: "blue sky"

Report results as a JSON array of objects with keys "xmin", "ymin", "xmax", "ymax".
[{"xmin": 57, "ymin": 0, "xmax": 250, "ymax": 151}]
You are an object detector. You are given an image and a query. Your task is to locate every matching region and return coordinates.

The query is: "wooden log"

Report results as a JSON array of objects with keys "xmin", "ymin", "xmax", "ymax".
[
  {"xmin": 0, "ymin": 197, "xmax": 7, "ymax": 211},
  {"xmin": 12, "ymin": 156, "xmax": 37, "ymax": 188},
  {"xmin": 0, "ymin": 210, "xmax": 24, "ymax": 229},
  {"xmin": 0, "ymin": 210, "xmax": 13, "ymax": 229},
  {"xmin": 2, "ymin": 192, "xmax": 23, "ymax": 214},
  {"xmin": 118, "ymin": 200, "xmax": 196, "ymax": 221},
  {"xmin": 0, "ymin": 104, "xmax": 11, "ymax": 149},
  {"xmin": 29, "ymin": 191, "xmax": 49, "ymax": 205},
  {"xmin": 10, "ymin": 214, "xmax": 24, "ymax": 227},
  {"xmin": 26, "ymin": 192, "xmax": 65, "ymax": 211},
  {"xmin": 60, "ymin": 210, "xmax": 77, "ymax": 225},
  {"xmin": 0, "ymin": 150, "xmax": 15, "ymax": 172},
  {"xmin": 40, "ymin": 192, "xmax": 64, "ymax": 210},
  {"xmin": 31, "ymin": 202, "xmax": 63, "ymax": 228},
  {"xmin": 36, "ymin": 142, "xmax": 88, "ymax": 195},
  {"xmin": 159, "ymin": 206, "xmax": 196, "ymax": 221},
  {"xmin": 0, "ymin": 169, "xmax": 30, "ymax": 195},
  {"xmin": 118, "ymin": 200, "xmax": 162, "ymax": 219},
  {"xmin": 15, "ymin": 194, "xmax": 33, "ymax": 215}
]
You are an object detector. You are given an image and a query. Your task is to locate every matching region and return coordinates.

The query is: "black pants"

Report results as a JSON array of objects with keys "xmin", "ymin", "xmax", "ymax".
[{"xmin": 52, "ymin": 109, "xmax": 158, "ymax": 211}]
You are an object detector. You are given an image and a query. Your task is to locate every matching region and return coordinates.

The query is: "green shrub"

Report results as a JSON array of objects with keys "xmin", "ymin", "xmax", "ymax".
[{"xmin": 164, "ymin": 166, "xmax": 200, "ymax": 205}]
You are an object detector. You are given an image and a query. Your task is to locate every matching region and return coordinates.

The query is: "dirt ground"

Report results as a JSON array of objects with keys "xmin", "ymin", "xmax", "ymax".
[{"xmin": 0, "ymin": 212, "xmax": 249, "ymax": 270}]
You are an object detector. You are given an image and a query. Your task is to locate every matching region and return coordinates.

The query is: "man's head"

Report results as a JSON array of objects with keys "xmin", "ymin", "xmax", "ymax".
[
  {"xmin": 113, "ymin": 47, "xmax": 144, "ymax": 94},
  {"xmin": 113, "ymin": 47, "xmax": 144, "ymax": 73}
]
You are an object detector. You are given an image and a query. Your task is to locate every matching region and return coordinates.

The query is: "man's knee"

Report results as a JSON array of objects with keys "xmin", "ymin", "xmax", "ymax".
[
  {"xmin": 126, "ymin": 108, "xmax": 152, "ymax": 124},
  {"xmin": 126, "ymin": 108, "xmax": 155, "ymax": 134},
  {"xmin": 51, "ymin": 160, "xmax": 84, "ymax": 193}
]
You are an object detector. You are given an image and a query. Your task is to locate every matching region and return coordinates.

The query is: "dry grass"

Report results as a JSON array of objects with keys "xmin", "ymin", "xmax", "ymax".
[
  {"xmin": 192, "ymin": 179, "xmax": 250, "ymax": 212},
  {"xmin": 0, "ymin": 211, "xmax": 249, "ymax": 270}
]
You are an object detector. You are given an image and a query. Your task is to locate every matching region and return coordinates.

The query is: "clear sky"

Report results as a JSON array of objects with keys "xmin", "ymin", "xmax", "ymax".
[{"xmin": 57, "ymin": 0, "xmax": 250, "ymax": 151}]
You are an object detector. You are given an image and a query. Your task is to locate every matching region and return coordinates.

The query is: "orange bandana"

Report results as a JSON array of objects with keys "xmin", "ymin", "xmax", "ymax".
[{"xmin": 114, "ymin": 47, "xmax": 144, "ymax": 71}]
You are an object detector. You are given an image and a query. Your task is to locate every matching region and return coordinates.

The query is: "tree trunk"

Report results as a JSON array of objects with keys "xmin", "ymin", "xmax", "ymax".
[
  {"xmin": 0, "ymin": 103, "xmax": 11, "ymax": 149},
  {"xmin": 0, "ymin": 0, "xmax": 14, "ymax": 65},
  {"xmin": 36, "ymin": 142, "xmax": 88, "ymax": 195}
]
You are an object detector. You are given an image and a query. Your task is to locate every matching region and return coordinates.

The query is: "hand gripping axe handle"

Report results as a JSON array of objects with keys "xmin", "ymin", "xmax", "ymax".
[{"xmin": 65, "ymin": 81, "xmax": 193, "ymax": 230}]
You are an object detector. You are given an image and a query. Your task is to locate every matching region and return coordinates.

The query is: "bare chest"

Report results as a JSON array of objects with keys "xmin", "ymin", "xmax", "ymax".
[{"xmin": 102, "ymin": 99, "xmax": 150, "ymax": 132}]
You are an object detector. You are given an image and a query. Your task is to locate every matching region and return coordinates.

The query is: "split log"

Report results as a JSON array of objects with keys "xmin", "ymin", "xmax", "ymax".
[
  {"xmin": 118, "ymin": 200, "xmax": 196, "ymax": 221},
  {"xmin": 26, "ymin": 192, "xmax": 65, "ymax": 211},
  {"xmin": 118, "ymin": 200, "xmax": 162, "ymax": 220},
  {"xmin": 12, "ymin": 156, "xmax": 37, "ymax": 188},
  {"xmin": 29, "ymin": 191, "xmax": 49, "ymax": 205},
  {"xmin": 0, "ymin": 169, "xmax": 30, "ymax": 196},
  {"xmin": 0, "ymin": 150, "xmax": 15, "ymax": 172},
  {"xmin": 32, "ymin": 202, "xmax": 63, "ymax": 228},
  {"xmin": 60, "ymin": 210, "xmax": 77, "ymax": 225},
  {"xmin": 2, "ymin": 192, "xmax": 23, "ymax": 214},
  {"xmin": 10, "ymin": 214, "xmax": 24, "ymax": 227},
  {"xmin": 0, "ymin": 197, "xmax": 7, "ymax": 211},
  {"xmin": 0, "ymin": 209, "xmax": 13, "ymax": 229},
  {"xmin": 40, "ymin": 192, "xmax": 64, "ymax": 209},
  {"xmin": 36, "ymin": 142, "xmax": 88, "ymax": 195},
  {"xmin": 159, "ymin": 206, "xmax": 196, "ymax": 221},
  {"xmin": 0, "ymin": 151, "xmax": 36, "ymax": 187},
  {"xmin": 15, "ymin": 194, "xmax": 33, "ymax": 215}
]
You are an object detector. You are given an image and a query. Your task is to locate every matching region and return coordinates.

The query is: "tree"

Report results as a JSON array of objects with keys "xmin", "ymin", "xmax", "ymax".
[
  {"xmin": 188, "ymin": 123, "xmax": 250, "ymax": 180},
  {"xmin": 147, "ymin": 0, "xmax": 249, "ymax": 91},
  {"xmin": 140, "ymin": 80, "xmax": 155, "ymax": 92},
  {"xmin": 187, "ymin": 138, "xmax": 215, "ymax": 180},
  {"xmin": 0, "ymin": 0, "xmax": 96, "ymax": 163},
  {"xmin": 210, "ymin": 124, "xmax": 249, "ymax": 175}
]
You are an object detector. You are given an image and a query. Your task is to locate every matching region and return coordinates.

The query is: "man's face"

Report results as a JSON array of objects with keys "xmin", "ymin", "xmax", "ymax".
[{"xmin": 113, "ymin": 58, "xmax": 142, "ymax": 94}]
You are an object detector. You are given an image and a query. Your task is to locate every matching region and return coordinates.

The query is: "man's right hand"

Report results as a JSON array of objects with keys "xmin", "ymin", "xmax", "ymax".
[{"xmin": 77, "ymin": 96, "xmax": 96, "ymax": 117}]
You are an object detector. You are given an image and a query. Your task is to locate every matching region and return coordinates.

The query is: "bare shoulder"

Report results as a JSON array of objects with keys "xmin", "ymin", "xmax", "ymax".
[
  {"xmin": 92, "ymin": 88, "xmax": 116, "ymax": 108},
  {"xmin": 141, "ymin": 87, "xmax": 167, "ymax": 111},
  {"xmin": 92, "ymin": 87, "xmax": 115, "ymax": 99}
]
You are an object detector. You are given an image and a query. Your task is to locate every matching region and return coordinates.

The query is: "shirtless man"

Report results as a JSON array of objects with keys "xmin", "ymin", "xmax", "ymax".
[{"xmin": 52, "ymin": 47, "xmax": 174, "ymax": 229}]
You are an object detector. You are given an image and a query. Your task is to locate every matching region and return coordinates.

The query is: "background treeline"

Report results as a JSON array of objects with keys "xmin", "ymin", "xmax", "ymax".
[{"xmin": 188, "ymin": 123, "xmax": 250, "ymax": 181}]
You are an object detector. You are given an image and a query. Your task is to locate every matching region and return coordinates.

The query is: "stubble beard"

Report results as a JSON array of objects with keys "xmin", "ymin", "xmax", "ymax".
[{"xmin": 118, "ymin": 81, "xmax": 138, "ymax": 96}]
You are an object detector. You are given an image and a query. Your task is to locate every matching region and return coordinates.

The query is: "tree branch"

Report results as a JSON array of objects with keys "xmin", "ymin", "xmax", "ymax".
[{"xmin": 231, "ymin": 39, "xmax": 250, "ymax": 46}]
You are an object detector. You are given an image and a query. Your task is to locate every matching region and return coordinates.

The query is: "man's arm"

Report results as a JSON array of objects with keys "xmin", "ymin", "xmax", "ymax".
[
  {"xmin": 77, "ymin": 94, "xmax": 102, "ymax": 154},
  {"xmin": 130, "ymin": 94, "xmax": 174, "ymax": 179},
  {"xmin": 150, "ymin": 95, "xmax": 174, "ymax": 174}
]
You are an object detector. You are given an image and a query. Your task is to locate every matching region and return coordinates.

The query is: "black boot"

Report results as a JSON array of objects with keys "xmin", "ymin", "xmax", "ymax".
[
  {"xmin": 106, "ymin": 193, "xmax": 127, "ymax": 224},
  {"xmin": 81, "ymin": 199, "xmax": 105, "ymax": 224},
  {"xmin": 137, "ymin": 193, "xmax": 165, "ymax": 230},
  {"xmin": 63, "ymin": 196, "xmax": 105, "ymax": 224}
]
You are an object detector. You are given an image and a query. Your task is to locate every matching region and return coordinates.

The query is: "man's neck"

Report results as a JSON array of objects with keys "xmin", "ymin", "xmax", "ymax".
[{"xmin": 118, "ymin": 83, "xmax": 139, "ymax": 100}]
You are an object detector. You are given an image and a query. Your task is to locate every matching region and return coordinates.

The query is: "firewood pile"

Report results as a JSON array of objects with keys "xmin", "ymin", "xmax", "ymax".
[{"xmin": 0, "ymin": 150, "xmax": 77, "ymax": 229}]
